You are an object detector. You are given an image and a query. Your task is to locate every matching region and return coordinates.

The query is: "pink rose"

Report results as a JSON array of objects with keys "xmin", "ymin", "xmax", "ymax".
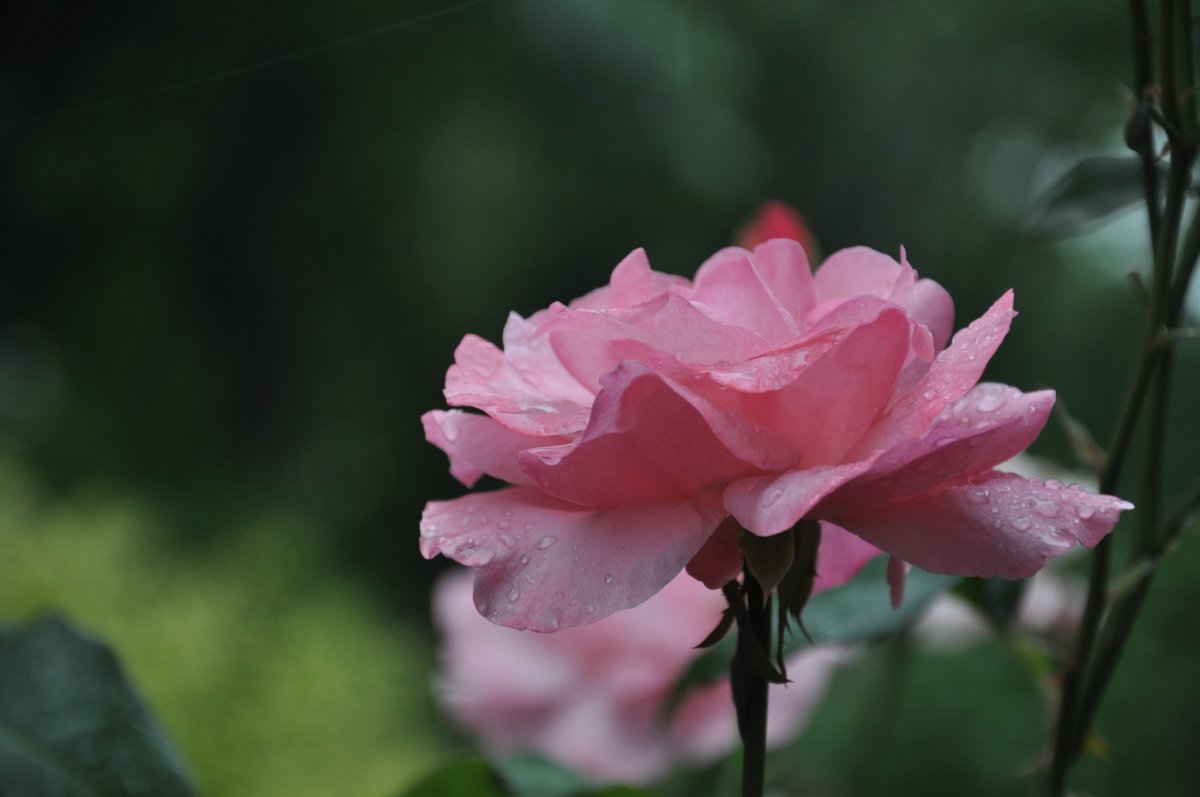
[
  {"xmin": 433, "ymin": 567, "xmax": 849, "ymax": 785},
  {"xmin": 420, "ymin": 240, "xmax": 1131, "ymax": 631}
]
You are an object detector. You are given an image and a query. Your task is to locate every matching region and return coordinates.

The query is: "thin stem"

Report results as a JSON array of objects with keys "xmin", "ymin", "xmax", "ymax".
[
  {"xmin": 1130, "ymin": 0, "xmax": 1162, "ymax": 243},
  {"xmin": 728, "ymin": 571, "xmax": 771, "ymax": 797},
  {"xmin": 1046, "ymin": 308, "xmax": 1163, "ymax": 793}
]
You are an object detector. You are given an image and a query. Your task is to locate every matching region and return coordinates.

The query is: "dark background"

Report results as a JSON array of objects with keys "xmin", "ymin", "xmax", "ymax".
[{"xmin": 2, "ymin": 1, "xmax": 1197, "ymax": 795}]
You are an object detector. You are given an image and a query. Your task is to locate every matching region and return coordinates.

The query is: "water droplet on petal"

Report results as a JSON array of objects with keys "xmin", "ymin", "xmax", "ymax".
[
  {"xmin": 1076, "ymin": 505, "xmax": 1095, "ymax": 520},
  {"xmin": 586, "ymin": 604, "xmax": 596, "ymax": 614},
  {"xmin": 763, "ymin": 488, "xmax": 784, "ymax": 508},
  {"xmin": 1012, "ymin": 516, "xmax": 1033, "ymax": 531},
  {"xmin": 1034, "ymin": 503, "xmax": 1060, "ymax": 519},
  {"xmin": 922, "ymin": 389, "xmax": 937, "ymax": 400},
  {"xmin": 603, "ymin": 574, "xmax": 614, "ymax": 584},
  {"xmin": 977, "ymin": 392, "xmax": 1006, "ymax": 413},
  {"xmin": 965, "ymin": 488, "xmax": 989, "ymax": 506},
  {"xmin": 499, "ymin": 532, "xmax": 516, "ymax": 548},
  {"xmin": 507, "ymin": 586, "xmax": 521, "ymax": 603},
  {"xmin": 443, "ymin": 419, "xmax": 461, "ymax": 441},
  {"xmin": 519, "ymin": 554, "xmax": 529, "ymax": 565},
  {"xmin": 536, "ymin": 535, "xmax": 558, "ymax": 550}
]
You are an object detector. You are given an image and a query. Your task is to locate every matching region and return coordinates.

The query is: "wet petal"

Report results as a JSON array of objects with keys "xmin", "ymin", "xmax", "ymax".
[
  {"xmin": 423, "ymin": 409, "xmax": 569, "ymax": 487},
  {"xmin": 849, "ymin": 290, "xmax": 1017, "ymax": 458},
  {"xmin": 420, "ymin": 487, "xmax": 725, "ymax": 630},
  {"xmin": 822, "ymin": 385, "xmax": 1055, "ymax": 514},
  {"xmin": 690, "ymin": 247, "xmax": 798, "ymax": 344},
  {"xmin": 521, "ymin": 362, "xmax": 760, "ymax": 506},
  {"xmin": 724, "ymin": 462, "xmax": 873, "ymax": 537},
  {"xmin": 831, "ymin": 471, "xmax": 1131, "ymax": 579},
  {"xmin": 445, "ymin": 334, "xmax": 592, "ymax": 436}
]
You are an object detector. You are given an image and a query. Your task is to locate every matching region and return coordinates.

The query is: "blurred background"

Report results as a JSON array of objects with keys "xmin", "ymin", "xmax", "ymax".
[{"xmin": 2, "ymin": 0, "xmax": 1198, "ymax": 795}]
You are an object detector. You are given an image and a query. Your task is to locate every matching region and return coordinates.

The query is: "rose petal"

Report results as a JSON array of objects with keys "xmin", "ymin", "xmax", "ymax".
[
  {"xmin": 543, "ymin": 291, "xmax": 770, "ymax": 392},
  {"xmin": 690, "ymin": 248, "xmax": 799, "ymax": 344},
  {"xmin": 909, "ymin": 279, "xmax": 955, "ymax": 351},
  {"xmin": 822, "ymin": 385, "xmax": 1055, "ymax": 514},
  {"xmin": 503, "ymin": 312, "xmax": 596, "ymax": 404},
  {"xmin": 521, "ymin": 361, "xmax": 760, "ymax": 506},
  {"xmin": 724, "ymin": 462, "xmax": 873, "ymax": 537},
  {"xmin": 445, "ymin": 334, "xmax": 592, "ymax": 436},
  {"xmin": 686, "ymin": 516, "xmax": 743, "ymax": 589},
  {"xmin": 423, "ymin": 409, "xmax": 570, "ymax": 487},
  {"xmin": 830, "ymin": 471, "xmax": 1131, "ymax": 579},
  {"xmin": 420, "ymin": 487, "xmax": 725, "ymax": 630},
  {"xmin": 752, "ymin": 238, "xmax": 818, "ymax": 323},
  {"xmin": 848, "ymin": 290, "xmax": 1017, "ymax": 458},
  {"xmin": 737, "ymin": 307, "xmax": 912, "ymax": 464},
  {"xmin": 813, "ymin": 246, "xmax": 905, "ymax": 302},
  {"xmin": 570, "ymin": 248, "xmax": 691, "ymax": 311}
]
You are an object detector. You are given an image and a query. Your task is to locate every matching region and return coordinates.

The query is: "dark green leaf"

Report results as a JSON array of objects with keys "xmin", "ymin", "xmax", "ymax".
[
  {"xmin": 0, "ymin": 615, "xmax": 195, "ymax": 797},
  {"xmin": 1030, "ymin": 156, "xmax": 1166, "ymax": 235},
  {"xmin": 492, "ymin": 755, "xmax": 592, "ymax": 797},
  {"xmin": 399, "ymin": 758, "xmax": 507, "ymax": 797}
]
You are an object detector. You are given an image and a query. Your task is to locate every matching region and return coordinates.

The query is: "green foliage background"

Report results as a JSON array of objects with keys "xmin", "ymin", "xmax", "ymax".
[{"xmin": 1, "ymin": 0, "xmax": 1198, "ymax": 794}]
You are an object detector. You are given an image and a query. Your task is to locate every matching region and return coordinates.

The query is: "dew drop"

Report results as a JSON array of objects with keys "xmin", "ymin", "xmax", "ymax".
[
  {"xmin": 508, "ymin": 586, "xmax": 521, "ymax": 603},
  {"xmin": 976, "ymin": 393, "xmax": 1006, "ymax": 413},
  {"xmin": 763, "ymin": 488, "xmax": 784, "ymax": 508},
  {"xmin": 1012, "ymin": 516, "xmax": 1033, "ymax": 531},
  {"xmin": 499, "ymin": 532, "xmax": 516, "ymax": 548},
  {"xmin": 1034, "ymin": 503, "xmax": 1060, "ymax": 519},
  {"xmin": 498, "ymin": 519, "xmax": 511, "ymax": 529},
  {"xmin": 965, "ymin": 488, "xmax": 989, "ymax": 506},
  {"xmin": 536, "ymin": 535, "xmax": 558, "ymax": 550},
  {"xmin": 603, "ymin": 574, "xmax": 614, "ymax": 585},
  {"xmin": 519, "ymin": 554, "xmax": 529, "ymax": 565},
  {"xmin": 586, "ymin": 604, "xmax": 596, "ymax": 614},
  {"xmin": 968, "ymin": 353, "xmax": 978, "ymax": 361},
  {"xmin": 473, "ymin": 549, "xmax": 495, "ymax": 565},
  {"xmin": 443, "ymin": 419, "xmax": 461, "ymax": 441},
  {"xmin": 922, "ymin": 389, "xmax": 937, "ymax": 401},
  {"xmin": 1076, "ymin": 505, "xmax": 1095, "ymax": 520}
]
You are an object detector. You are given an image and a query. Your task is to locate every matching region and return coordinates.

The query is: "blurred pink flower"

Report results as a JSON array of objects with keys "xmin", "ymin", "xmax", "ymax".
[
  {"xmin": 739, "ymin": 201, "xmax": 819, "ymax": 257},
  {"xmin": 433, "ymin": 567, "xmax": 849, "ymax": 785},
  {"xmin": 420, "ymin": 239, "xmax": 1132, "ymax": 631}
]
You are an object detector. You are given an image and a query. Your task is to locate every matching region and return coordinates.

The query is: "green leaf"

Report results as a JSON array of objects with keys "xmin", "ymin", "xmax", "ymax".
[
  {"xmin": 1030, "ymin": 155, "xmax": 1166, "ymax": 235},
  {"xmin": 400, "ymin": 758, "xmax": 507, "ymax": 797},
  {"xmin": 400, "ymin": 756, "xmax": 654, "ymax": 797},
  {"xmin": 0, "ymin": 615, "xmax": 195, "ymax": 797},
  {"xmin": 492, "ymin": 755, "xmax": 591, "ymax": 797}
]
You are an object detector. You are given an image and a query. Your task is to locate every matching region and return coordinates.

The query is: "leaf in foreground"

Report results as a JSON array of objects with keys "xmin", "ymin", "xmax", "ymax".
[{"xmin": 0, "ymin": 615, "xmax": 194, "ymax": 797}]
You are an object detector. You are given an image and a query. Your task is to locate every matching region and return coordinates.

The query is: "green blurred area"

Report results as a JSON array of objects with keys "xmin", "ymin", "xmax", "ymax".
[{"xmin": 1, "ymin": 0, "xmax": 1198, "ymax": 794}]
